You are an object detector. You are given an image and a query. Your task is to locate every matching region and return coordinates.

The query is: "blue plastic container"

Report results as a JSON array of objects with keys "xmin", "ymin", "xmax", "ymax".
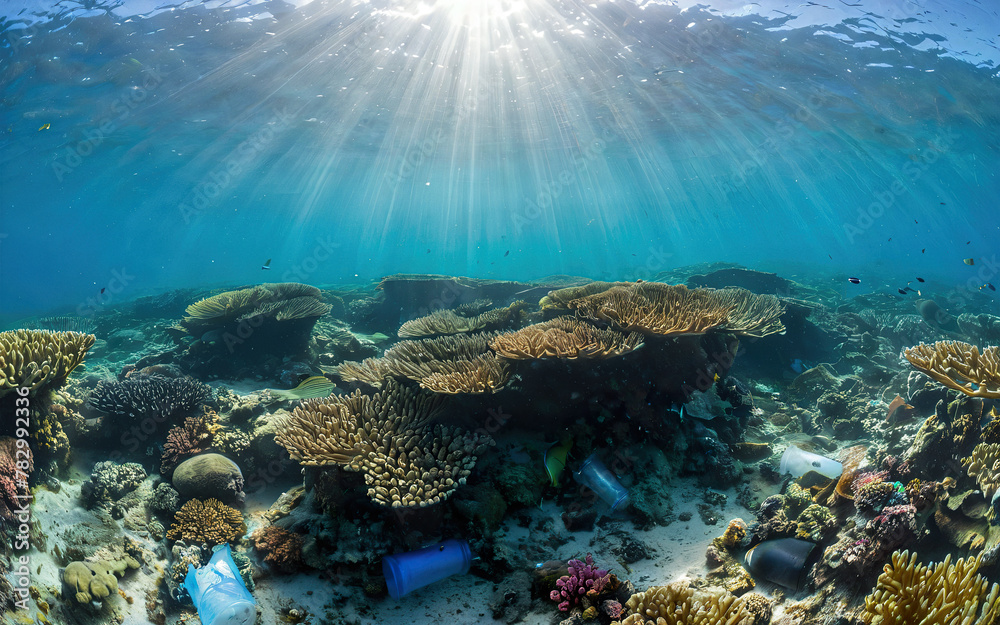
[
  {"xmin": 182, "ymin": 544, "xmax": 256, "ymax": 625},
  {"xmin": 744, "ymin": 537, "xmax": 817, "ymax": 589},
  {"xmin": 574, "ymin": 453, "xmax": 630, "ymax": 512},
  {"xmin": 382, "ymin": 539, "xmax": 472, "ymax": 599}
]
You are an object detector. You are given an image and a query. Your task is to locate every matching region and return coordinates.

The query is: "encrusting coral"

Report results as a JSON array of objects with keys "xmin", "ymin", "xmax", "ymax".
[
  {"xmin": 251, "ymin": 525, "xmax": 305, "ymax": 573},
  {"xmin": 861, "ymin": 550, "xmax": 1000, "ymax": 625},
  {"xmin": 166, "ymin": 498, "xmax": 246, "ymax": 546},
  {"xmin": 611, "ymin": 580, "xmax": 753, "ymax": 625},
  {"xmin": 490, "ymin": 316, "xmax": 645, "ymax": 360},
  {"xmin": 62, "ymin": 557, "xmax": 139, "ymax": 604},
  {"xmin": 0, "ymin": 329, "xmax": 95, "ymax": 397},
  {"xmin": 904, "ymin": 341, "xmax": 1000, "ymax": 398},
  {"xmin": 275, "ymin": 380, "xmax": 493, "ymax": 506}
]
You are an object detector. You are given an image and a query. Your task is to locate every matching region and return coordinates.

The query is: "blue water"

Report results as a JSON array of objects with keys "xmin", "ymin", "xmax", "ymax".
[{"xmin": 1, "ymin": 0, "xmax": 998, "ymax": 321}]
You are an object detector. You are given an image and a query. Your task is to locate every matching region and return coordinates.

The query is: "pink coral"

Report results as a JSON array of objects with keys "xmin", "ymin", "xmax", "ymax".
[
  {"xmin": 601, "ymin": 599, "xmax": 624, "ymax": 619},
  {"xmin": 548, "ymin": 554, "xmax": 609, "ymax": 612},
  {"xmin": 0, "ymin": 438, "xmax": 31, "ymax": 523}
]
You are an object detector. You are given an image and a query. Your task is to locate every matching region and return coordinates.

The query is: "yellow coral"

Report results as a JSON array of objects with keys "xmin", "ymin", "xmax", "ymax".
[
  {"xmin": 0, "ymin": 329, "xmax": 95, "ymax": 397},
  {"xmin": 489, "ymin": 317, "xmax": 644, "ymax": 360},
  {"xmin": 963, "ymin": 442, "xmax": 1000, "ymax": 501},
  {"xmin": 166, "ymin": 498, "xmax": 246, "ymax": 546},
  {"xmin": 904, "ymin": 341, "xmax": 1000, "ymax": 398},
  {"xmin": 862, "ymin": 550, "xmax": 1000, "ymax": 625},
  {"xmin": 611, "ymin": 581, "xmax": 753, "ymax": 625}
]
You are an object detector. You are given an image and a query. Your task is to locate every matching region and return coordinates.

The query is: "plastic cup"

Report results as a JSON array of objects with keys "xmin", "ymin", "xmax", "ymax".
[
  {"xmin": 383, "ymin": 539, "xmax": 472, "ymax": 600},
  {"xmin": 779, "ymin": 445, "xmax": 843, "ymax": 480},
  {"xmin": 744, "ymin": 537, "xmax": 818, "ymax": 590},
  {"xmin": 574, "ymin": 453, "xmax": 630, "ymax": 512},
  {"xmin": 183, "ymin": 544, "xmax": 256, "ymax": 625}
]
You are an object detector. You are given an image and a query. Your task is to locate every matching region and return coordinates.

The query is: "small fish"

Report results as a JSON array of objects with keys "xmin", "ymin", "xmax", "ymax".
[
  {"xmin": 921, "ymin": 248, "xmax": 926, "ymax": 253},
  {"xmin": 897, "ymin": 289, "xmax": 907, "ymax": 295},
  {"xmin": 848, "ymin": 277, "xmax": 861, "ymax": 284},
  {"xmin": 100, "ymin": 287, "xmax": 106, "ymax": 294},
  {"xmin": 989, "ymin": 283, "xmax": 997, "ymax": 292},
  {"xmin": 888, "ymin": 237, "xmax": 892, "ymax": 242},
  {"xmin": 828, "ymin": 254, "xmax": 833, "ymax": 260},
  {"xmin": 504, "ymin": 250, "xmax": 510, "ymax": 257},
  {"xmin": 964, "ymin": 258, "xmax": 975, "ymax": 266},
  {"xmin": 261, "ymin": 258, "xmax": 271, "ymax": 270},
  {"xmin": 914, "ymin": 219, "xmax": 919, "ymax": 224},
  {"xmin": 38, "ymin": 123, "xmax": 50, "ymax": 131},
  {"xmin": 426, "ymin": 249, "xmax": 431, "ymax": 253},
  {"xmin": 916, "ymin": 277, "xmax": 925, "ymax": 282}
]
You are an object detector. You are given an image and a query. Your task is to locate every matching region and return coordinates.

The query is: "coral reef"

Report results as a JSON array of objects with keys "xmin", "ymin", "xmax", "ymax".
[
  {"xmin": 166, "ymin": 498, "xmax": 246, "ymax": 546},
  {"xmin": 904, "ymin": 341, "xmax": 1000, "ymax": 398},
  {"xmin": 81, "ymin": 461, "xmax": 147, "ymax": 507},
  {"xmin": 89, "ymin": 373, "xmax": 210, "ymax": 424},
  {"xmin": 549, "ymin": 554, "xmax": 609, "ymax": 611},
  {"xmin": 62, "ymin": 557, "xmax": 139, "ymax": 604},
  {"xmin": 490, "ymin": 316, "xmax": 645, "ymax": 360},
  {"xmin": 861, "ymin": 550, "xmax": 1000, "ymax": 624},
  {"xmin": 398, "ymin": 300, "xmax": 525, "ymax": 337},
  {"xmin": 251, "ymin": 525, "xmax": 305, "ymax": 573},
  {"xmin": 795, "ymin": 504, "xmax": 837, "ymax": 542},
  {"xmin": 611, "ymin": 580, "xmax": 753, "ymax": 625},
  {"xmin": 276, "ymin": 380, "xmax": 492, "ymax": 507},
  {"xmin": 0, "ymin": 437, "xmax": 31, "ymax": 522},
  {"xmin": 160, "ymin": 407, "xmax": 221, "ymax": 477},
  {"xmin": 171, "ymin": 453, "xmax": 245, "ymax": 505},
  {"xmin": 963, "ymin": 442, "xmax": 1000, "ymax": 501},
  {"xmin": 0, "ymin": 329, "xmax": 95, "ymax": 397}
]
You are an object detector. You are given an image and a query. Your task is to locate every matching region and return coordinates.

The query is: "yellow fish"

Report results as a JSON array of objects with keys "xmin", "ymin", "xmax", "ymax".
[
  {"xmin": 963, "ymin": 258, "xmax": 975, "ymax": 266},
  {"xmin": 38, "ymin": 123, "xmax": 50, "ymax": 131}
]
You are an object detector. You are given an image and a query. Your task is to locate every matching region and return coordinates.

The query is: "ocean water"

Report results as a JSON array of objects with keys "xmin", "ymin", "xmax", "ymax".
[{"xmin": 2, "ymin": 1, "xmax": 1000, "ymax": 624}]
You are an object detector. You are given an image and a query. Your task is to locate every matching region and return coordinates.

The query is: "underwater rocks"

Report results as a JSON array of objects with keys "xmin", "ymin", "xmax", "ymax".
[{"xmin": 171, "ymin": 453, "xmax": 245, "ymax": 505}]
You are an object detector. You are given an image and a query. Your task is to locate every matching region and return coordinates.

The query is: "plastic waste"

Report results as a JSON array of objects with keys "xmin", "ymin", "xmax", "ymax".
[
  {"xmin": 383, "ymin": 539, "xmax": 472, "ymax": 600},
  {"xmin": 573, "ymin": 453, "xmax": 630, "ymax": 512},
  {"xmin": 744, "ymin": 537, "xmax": 818, "ymax": 589},
  {"xmin": 182, "ymin": 544, "xmax": 256, "ymax": 625},
  {"xmin": 779, "ymin": 445, "xmax": 843, "ymax": 480}
]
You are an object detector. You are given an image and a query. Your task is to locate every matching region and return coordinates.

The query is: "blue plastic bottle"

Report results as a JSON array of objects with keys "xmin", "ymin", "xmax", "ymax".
[
  {"xmin": 182, "ymin": 544, "xmax": 256, "ymax": 625},
  {"xmin": 382, "ymin": 539, "xmax": 473, "ymax": 599}
]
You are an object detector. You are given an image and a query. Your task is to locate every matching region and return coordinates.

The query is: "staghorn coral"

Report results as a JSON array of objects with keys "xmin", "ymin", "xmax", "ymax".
[
  {"xmin": 275, "ymin": 380, "xmax": 491, "ymax": 506},
  {"xmin": 166, "ymin": 498, "xmax": 246, "ymax": 546},
  {"xmin": 904, "ymin": 341, "xmax": 1000, "ymax": 398},
  {"xmin": 611, "ymin": 580, "xmax": 753, "ymax": 625},
  {"xmin": 0, "ymin": 329, "xmax": 95, "ymax": 397},
  {"xmin": 549, "ymin": 554, "xmax": 609, "ymax": 612},
  {"xmin": 490, "ymin": 316, "xmax": 644, "ymax": 360},
  {"xmin": 161, "ymin": 407, "xmax": 222, "ymax": 477},
  {"xmin": 963, "ymin": 442, "xmax": 1000, "ymax": 501},
  {"xmin": 568, "ymin": 283, "xmax": 784, "ymax": 338},
  {"xmin": 862, "ymin": 550, "xmax": 1000, "ymax": 625},
  {"xmin": 251, "ymin": 525, "xmax": 305, "ymax": 573},
  {"xmin": 89, "ymin": 373, "xmax": 211, "ymax": 423},
  {"xmin": 397, "ymin": 301, "xmax": 525, "ymax": 338}
]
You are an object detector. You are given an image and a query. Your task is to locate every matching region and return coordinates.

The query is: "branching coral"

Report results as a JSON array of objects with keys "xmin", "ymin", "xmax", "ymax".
[
  {"xmin": 549, "ymin": 554, "xmax": 609, "ymax": 611},
  {"xmin": 275, "ymin": 380, "xmax": 492, "ymax": 506},
  {"xmin": 904, "ymin": 341, "xmax": 1000, "ymax": 398},
  {"xmin": 89, "ymin": 373, "xmax": 211, "ymax": 423},
  {"xmin": 862, "ymin": 550, "xmax": 1000, "ymax": 624},
  {"xmin": 161, "ymin": 407, "xmax": 222, "ymax": 477},
  {"xmin": 611, "ymin": 581, "xmax": 753, "ymax": 625},
  {"xmin": 0, "ymin": 329, "xmax": 95, "ymax": 397},
  {"xmin": 963, "ymin": 442, "xmax": 1000, "ymax": 501},
  {"xmin": 166, "ymin": 498, "xmax": 246, "ymax": 546},
  {"xmin": 251, "ymin": 525, "xmax": 304, "ymax": 573},
  {"xmin": 490, "ymin": 317, "xmax": 644, "ymax": 360}
]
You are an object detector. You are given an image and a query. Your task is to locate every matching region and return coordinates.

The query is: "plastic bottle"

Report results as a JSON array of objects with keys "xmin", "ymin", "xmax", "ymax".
[
  {"xmin": 779, "ymin": 445, "xmax": 843, "ymax": 480},
  {"xmin": 574, "ymin": 453, "xmax": 630, "ymax": 512},
  {"xmin": 382, "ymin": 539, "xmax": 473, "ymax": 600},
  {"xmin": 182, "ymin": 544, "xmax": 256, "ymax": 625}
]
